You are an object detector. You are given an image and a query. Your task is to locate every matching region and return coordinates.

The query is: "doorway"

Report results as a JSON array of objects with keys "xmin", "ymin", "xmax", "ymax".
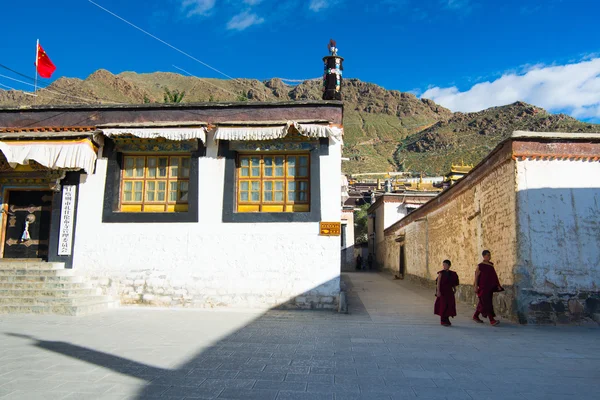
[
  {"xmin": 2, "ymin": 190, "xmax": 53, "ymax": 259},
  {"xmin": 399, "ymin": 244, "xmax": 406, "ymax": 278}
]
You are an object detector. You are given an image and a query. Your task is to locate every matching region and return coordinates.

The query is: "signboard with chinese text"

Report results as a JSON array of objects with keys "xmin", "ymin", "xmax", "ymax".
[
  {"xmin": 319, "ymin": 221, "xmax": 341, "ymax": 236},
  {"xmin": 58, "ymin": 185, "xmax": 76, "ymax": 256}
]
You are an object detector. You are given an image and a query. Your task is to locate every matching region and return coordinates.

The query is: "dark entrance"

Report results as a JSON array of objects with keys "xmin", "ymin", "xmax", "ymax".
[
  {"xmin": 399, "ymin": 244, "xmax": 406, "ymax": 277},
  {"xmin": 3, "ymin": 190, "xmax": 53, "ymax": 259}
]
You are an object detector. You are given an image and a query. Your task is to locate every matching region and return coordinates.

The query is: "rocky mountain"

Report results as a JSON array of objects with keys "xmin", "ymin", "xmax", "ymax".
[
  {"xmin": 1, "ymin": 70, "xmax": 599, "ymax": 175},
  {"xmin": 395, "ymin": 102, "xmax": 600, "ymax": 174}
]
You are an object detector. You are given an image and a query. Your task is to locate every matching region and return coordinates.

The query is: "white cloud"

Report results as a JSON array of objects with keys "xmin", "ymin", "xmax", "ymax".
[
  {"xmin": 444, "ymin": 0, "xmax": 470, "ymax": 9},
  {"xmin": 421, "ymin": 58, "xmax": 600, "ymax": 120},
  {"xmin": 243, "ymin": 0, "xmax": 264, "ymax": 4},
  {"xmin": 226, "ymin": 11, "xmax": 265, "ymax": 30},
  {"xmin": 310, "ymin": 0, "xmax": 332, "ymax": 12},
  {"xmin": 442, "ymin": 0, "xmax": 474, "ymax": 15},
  {"xmin": 181, "ymin": 0, "xmax": 216, "ymax": 17}
]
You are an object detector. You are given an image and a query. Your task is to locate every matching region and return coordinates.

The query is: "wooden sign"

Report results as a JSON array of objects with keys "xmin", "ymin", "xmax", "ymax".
[{"xmin": 320, "ymin": 221, "xmax": 341, "ymax": 236}]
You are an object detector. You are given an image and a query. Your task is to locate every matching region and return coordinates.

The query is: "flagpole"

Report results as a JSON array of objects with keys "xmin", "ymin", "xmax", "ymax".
[{"xmin": 34, "ymin": 39, "xmax": 39, "ymax": 104}]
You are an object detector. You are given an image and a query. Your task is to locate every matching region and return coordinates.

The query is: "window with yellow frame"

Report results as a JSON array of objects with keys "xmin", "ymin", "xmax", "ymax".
[
  {"xmin": 120, "ymin": 154, "xmax": 191, "ymax": 212},
  {"xmin": 237, "ymin": 154, "xmax": 310, "ymax": 213}
]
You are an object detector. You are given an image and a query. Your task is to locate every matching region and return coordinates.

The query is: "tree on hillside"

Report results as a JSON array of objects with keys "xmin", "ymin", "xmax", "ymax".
[
  {"xmin": 163, "ymin": 88, "xmax": 185, "ymax": 103},
  {"xmin": 354, "ymin": 203, "xmax": 370, "ymax": 244}
]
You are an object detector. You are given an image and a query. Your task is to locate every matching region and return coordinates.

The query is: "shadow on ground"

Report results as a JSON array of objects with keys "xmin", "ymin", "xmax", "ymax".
[{"xmin": 3, "ymin": 272, "xmax": 600, "ymax": 400}]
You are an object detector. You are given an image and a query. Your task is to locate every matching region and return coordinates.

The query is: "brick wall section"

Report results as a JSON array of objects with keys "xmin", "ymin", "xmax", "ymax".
[
  {"xmin": 385, "ymin": 143, "xmax": 519, "ymax": 320},
  {"xmin": 380, "ymin": 234, "xmax": 400, "ymax": 275}
]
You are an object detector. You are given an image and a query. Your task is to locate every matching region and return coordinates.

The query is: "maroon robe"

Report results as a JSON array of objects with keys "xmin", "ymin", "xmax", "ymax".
[
  {"xmin": 434, "ymin": 270, "xmax": 459, "ymax": 318},
  {"xmin": 475, "ymin": 261, "xmax": 501, "ymax": 318}
]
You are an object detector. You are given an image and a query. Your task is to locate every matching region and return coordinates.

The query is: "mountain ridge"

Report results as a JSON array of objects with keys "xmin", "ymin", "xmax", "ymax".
[{"xmin": 1, "ymin": 69, "xmax": 599, "ymax": 175}]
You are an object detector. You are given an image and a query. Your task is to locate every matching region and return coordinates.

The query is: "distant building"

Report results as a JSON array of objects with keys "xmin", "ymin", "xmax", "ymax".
[
  {"xmin": 367, "ymin": 190, "xmax": 440, "ymax": 270},
  {"xmin": 435, "ymin": 162, "xmax": 473, "ymax": 189},
  {"xmin": 340, "ymin": 175, "xmax": 355, "ymax": 271}
]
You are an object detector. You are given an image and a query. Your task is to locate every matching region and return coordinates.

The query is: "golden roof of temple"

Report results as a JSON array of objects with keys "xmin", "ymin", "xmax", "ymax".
[{"xmin": 449, "ymin": 162, "xmax": 474, "ymax": 174}]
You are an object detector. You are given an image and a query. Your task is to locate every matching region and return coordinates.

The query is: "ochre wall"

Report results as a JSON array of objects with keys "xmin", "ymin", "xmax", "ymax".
[{"xmin": 385, "ymin": 144, "xmax": 518, "ymax": 319}]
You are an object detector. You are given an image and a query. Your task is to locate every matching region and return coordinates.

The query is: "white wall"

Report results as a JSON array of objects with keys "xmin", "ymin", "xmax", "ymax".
[
  {"xmin": 341, "ymin": 210, "xmax": 355, "ymax": 271},
  {"xmin": 371, "ymin": 201, "xmax": 409, "ymax": 267},
  {"xmin": 383, "ymin": 202, "xmax": 408, "ymax": 231},
  {"xmin": 72, "ymin": 136, "xmax": 342, "ymax": 310},
  {"xmin": 516, "ymin": 159, "xmax": 600, "ymax": 293}
]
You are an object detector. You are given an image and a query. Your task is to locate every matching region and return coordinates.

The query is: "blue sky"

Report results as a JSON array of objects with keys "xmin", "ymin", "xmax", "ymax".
[{"xmin": 1, "ymin": 0, "xmax": 599, "ymax": 121}]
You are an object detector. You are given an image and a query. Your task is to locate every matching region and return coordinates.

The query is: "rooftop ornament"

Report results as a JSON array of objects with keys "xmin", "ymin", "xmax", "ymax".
[
  {"xmin": 322, "ymin": 39, "xmax": 344, "ymax": 101},
  {"xmin": 328, "ymin": 39, "xmax": 338, "ymax": 56}
]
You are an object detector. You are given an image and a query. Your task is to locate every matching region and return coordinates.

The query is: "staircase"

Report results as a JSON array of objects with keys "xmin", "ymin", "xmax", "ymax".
[{"xmin": 0, "ymin": 260, "xmax": 119, "ymax": 316}]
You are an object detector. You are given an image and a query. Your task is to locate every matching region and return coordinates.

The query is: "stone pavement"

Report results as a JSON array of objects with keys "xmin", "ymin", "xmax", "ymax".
[{"xmin": 1, "ymin": 271, "xmax": 599, "ymax": 400}]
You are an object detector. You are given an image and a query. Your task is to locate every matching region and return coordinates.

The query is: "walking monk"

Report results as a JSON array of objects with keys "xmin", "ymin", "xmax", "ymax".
[
  {"xmin": 473, "ymin": 250, "xmax": 504, "ymax": 326},
  {"xmin": 434, "ymin": 260, "xmax": 459, "ymax": 327}
]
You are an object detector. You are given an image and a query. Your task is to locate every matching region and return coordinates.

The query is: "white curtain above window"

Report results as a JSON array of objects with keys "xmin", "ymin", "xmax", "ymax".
[
  {"xmin": 101, "ymin": 127, "xmax": 207, "ymax": 143},
  {"xmin": 214, "ymin": 121, "xmax": 342, "ymax": 141},
  {"xmin": 0, "ymin": 139, "xmax": 98, "ymax": 174}
]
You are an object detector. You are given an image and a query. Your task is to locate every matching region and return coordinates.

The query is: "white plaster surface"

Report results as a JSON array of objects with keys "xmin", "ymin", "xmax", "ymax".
[
  {"xmin": 382, "ymin": 202, "xmax": 408, "ymax": 230},
  {"xmin": 341, "ymin": 210, "xmax": 355, "ymax": 271},
  {"xmin": 72, "ymin": 136, "xmax": 342, "ymax": 309},
  {"xmin": 368, "ymin": 202, "xmax": 407, "ymax": 256},
  {"xmin": 516, "ymin": 159, "xmax": 600, "ymax": 292}
]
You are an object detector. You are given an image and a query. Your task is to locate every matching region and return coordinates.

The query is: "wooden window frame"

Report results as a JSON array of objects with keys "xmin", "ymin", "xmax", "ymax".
[
  {"xmin": 236, "ymin": 153, "xmax": 310, "ymax": 213},
  {"xmin": 120, "ymin": 153, "xmax": 191, "ymax": 213}
]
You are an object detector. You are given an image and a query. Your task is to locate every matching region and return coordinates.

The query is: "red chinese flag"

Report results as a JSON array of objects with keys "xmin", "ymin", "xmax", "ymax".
[{"xmin": 36, "ymin": 43, "xmax": 56, "ymax": 78}]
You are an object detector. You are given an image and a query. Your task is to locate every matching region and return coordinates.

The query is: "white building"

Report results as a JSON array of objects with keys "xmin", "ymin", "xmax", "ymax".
[
  {"xmin": 0, "ymin": 101, "xmax": 344, "ymax": 311},
  {"xmin": 367, "ymin": 191, "xmax": 440, "ymax": 269}
]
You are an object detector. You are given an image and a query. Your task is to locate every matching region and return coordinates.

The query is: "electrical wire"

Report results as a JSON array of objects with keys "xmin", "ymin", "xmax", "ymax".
[
  {"xmin": 0, "ymin": 73, "xmax": 125, "ymax": 104},
  {"xmin": 171, "ymin": 65, "xmax": 244, "ymax": 98},
  {"xmin": 0, "ymin": 81, "xmax": 37, "ymax": 97},
  {"xmin": 0, "ymin": 61, "xmax": 130, "ymax": 104},
  {"xmin": 87, "ymin": 1, "xmax": 314, "ymax": 90},
  {"xmin": 0, "ymin": 63, "xmax": 35, "ymax": 82},
  {"xmin": 88, "ymin": 1, "xmax": 238, "ymax": 82}
]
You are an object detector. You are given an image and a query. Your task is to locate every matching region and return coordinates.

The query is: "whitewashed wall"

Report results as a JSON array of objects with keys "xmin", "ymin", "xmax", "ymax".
[
  {"xmin": 516, "ymin": 159, "xmax": 600, "ymax": 292},
  {"xmin": 516, "ymin": 158, "xmax": 600, "ymax": 323},
  {"xmin": 372, "ymin": 201, "xmax": 409, "ymax": 267},
  {"xmin": 383, "ymin": 202, "xmax": 408, "ymax": 230},
  {"xmin": 72, "ymin": 136, "xmax": 342, "ymax": 310},
  {"xmin": 341, "ymin": 210, "xmax": 355, "ymax": 271}
]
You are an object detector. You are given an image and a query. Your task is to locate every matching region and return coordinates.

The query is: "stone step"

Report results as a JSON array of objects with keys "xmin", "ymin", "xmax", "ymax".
[
  {"xmin": 0, "ymin": 300, "xmax": 119, "ymax": 316},
  {"xmin": 0, "ymin": 295, "xmax": 112, "ymax": 306},
  {"xmin": 0, "ymin": 288, "xmax": 99, "ymax": 297},
  {"xmin": 0, "ymin": 262, "xmax": 118, "ymax": 316},
  {"xmin": 0, "ymin": 269, "xmax": 74, "ymax": 277},
  {"xmin": 0, "ymin": 275, "xmax": 84, "ymax": 283},
  {"xmin": 0, "ymin": 261, "xmax": 65, "ymax": 270},
  {"xmin": 0, "ymin": 282, "xmax": 90, "ymax": 290}
]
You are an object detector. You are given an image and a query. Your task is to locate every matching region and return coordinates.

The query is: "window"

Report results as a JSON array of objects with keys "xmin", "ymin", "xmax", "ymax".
[
  {"xmin": 120, "ymin": 155, "xmax": 190, "ymax": 212},
  {"xmin": 237, "ymin": 154, "xmax": 310, "ymax": 212}
]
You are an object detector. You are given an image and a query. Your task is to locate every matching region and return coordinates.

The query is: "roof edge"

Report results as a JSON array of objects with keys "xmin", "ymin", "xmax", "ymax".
[
  {"xmin": 511, "ymin": 130, "xmax": 600, "ymax": 140},
  {"xmin": 0, "ymin": 100, "xmax": 344, "ymax": 113}
]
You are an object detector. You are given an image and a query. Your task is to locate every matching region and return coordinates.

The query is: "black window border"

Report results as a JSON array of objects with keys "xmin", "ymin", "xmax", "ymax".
[
  {"xmin": 221, "ymin": 138, "xmax": 327, "ymax": 223},
  {"xmin": 102, "ymin": 138, "xmax": 202, "ymax": 223}
]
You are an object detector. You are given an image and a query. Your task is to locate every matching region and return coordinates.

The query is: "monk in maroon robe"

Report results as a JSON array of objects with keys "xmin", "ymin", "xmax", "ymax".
[
  {"xmin": 434, "ymin": 260, "xmax": 459, "ymax": 326},
  {"xmin": 473, "ymin": 250, "xmax": 503, "ymax": 326}
]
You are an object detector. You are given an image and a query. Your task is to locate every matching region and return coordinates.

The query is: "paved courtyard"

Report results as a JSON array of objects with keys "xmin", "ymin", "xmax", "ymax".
[{"xmin": 1, "ymin": 272, "xmax": 599, "ymax": 400}]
